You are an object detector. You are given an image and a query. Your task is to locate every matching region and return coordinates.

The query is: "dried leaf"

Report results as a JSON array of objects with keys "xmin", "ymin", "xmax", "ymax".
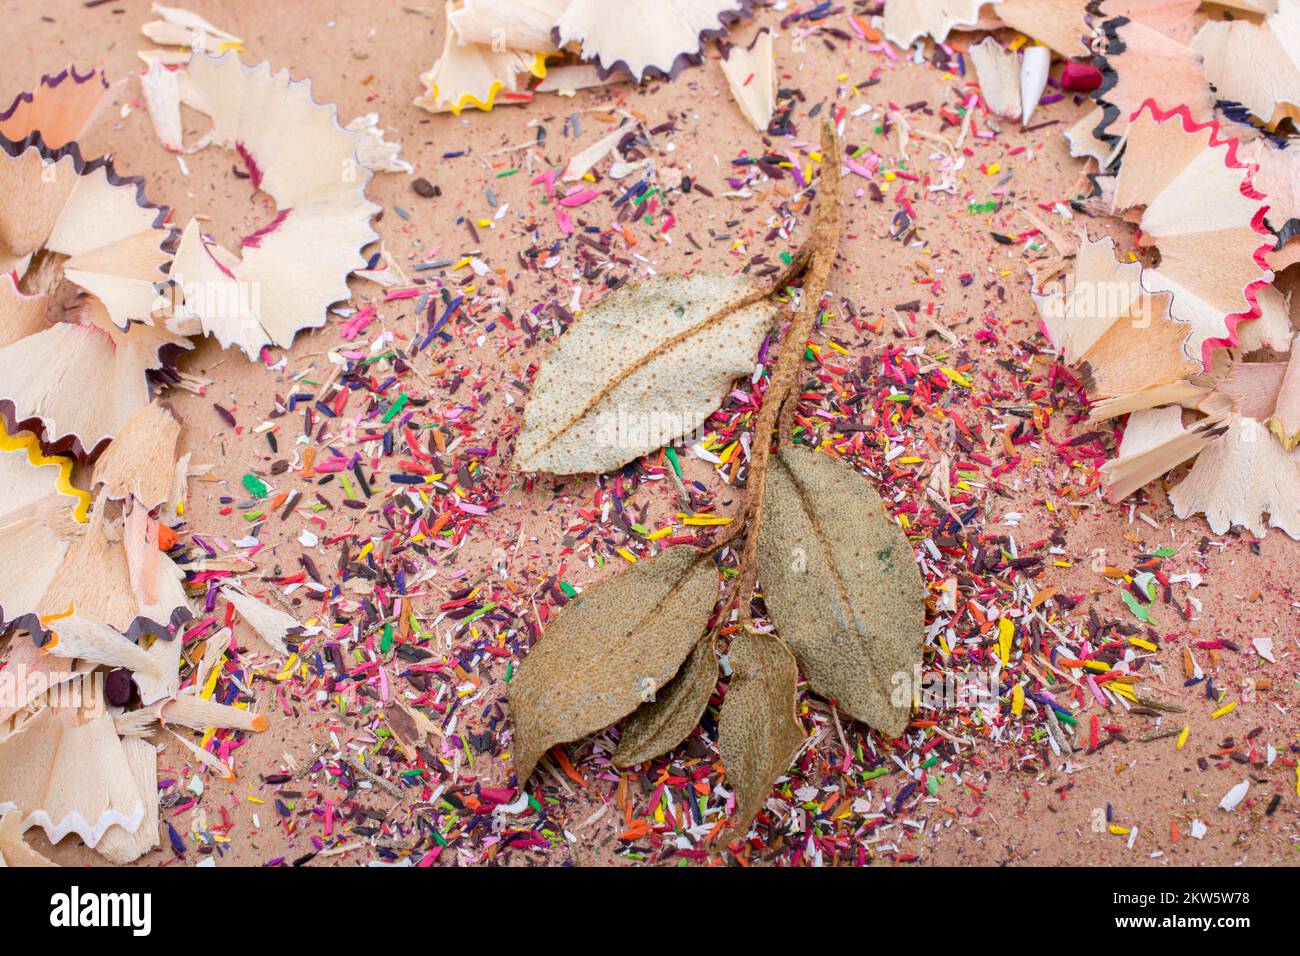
[
  {"xmin": 509, "ymin": 546, "xmax": 718, "ymax": 783},
  {"xmin": 513, "ymin": 272, "xmax": 784, "ymax": 474},
  {"xmin": 756, "ymin": 446, "xmax": 925, "ymax": 737},
  {"xmin": 718, "ymin": 632, "xmax": 803, "ymax": 836},
  {"xmin": 613, "ymin": 634, "xmax": 717, "ymax": 768}
]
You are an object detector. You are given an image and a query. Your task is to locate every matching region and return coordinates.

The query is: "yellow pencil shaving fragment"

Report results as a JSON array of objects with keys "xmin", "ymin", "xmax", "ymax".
[
  {"xmin": 1176, "ymin": 726, "xmax": 1189, "ymax": 750},
  {"xmin": 997, "ymin": 617, "xmax": 1013, "ymax": 666},
  {"xmin": 273, "ymin": 654, "xmax": 299, "ymax": 682},
  {"xmin": 679, "ymin": 514, "xmax": 731, "ymax": 526},
  {"xmin": 940, "ymin": 367, "xmax": 972, "ymax": 387},
  {"xmin": 1011, "ymin": 683, "xmax": 1025, "ymax": 716},
  {"xmin": 1211, "ymin": 702, "xmax": 1236, "ymax": 719},
  {"xmin": 201, "ymin": 664, "xmax": 222, "ymax": 701},
  {"xmin": 1108, "ymin": 824, "xmax": 1130, "ymax": 836},
  {"xmin": 1082, "ymin": 660, "xmax": 1111, "ymax": 673},
  {"xmin": 1110, "ymin": 682, "xmax": 1137, "ymax": 701}
]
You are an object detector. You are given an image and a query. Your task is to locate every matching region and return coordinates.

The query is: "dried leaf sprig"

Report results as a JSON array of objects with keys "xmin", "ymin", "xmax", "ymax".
[{"xmin": 507, "ymin": 121, "xmax": 927, "ymax": 841}]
